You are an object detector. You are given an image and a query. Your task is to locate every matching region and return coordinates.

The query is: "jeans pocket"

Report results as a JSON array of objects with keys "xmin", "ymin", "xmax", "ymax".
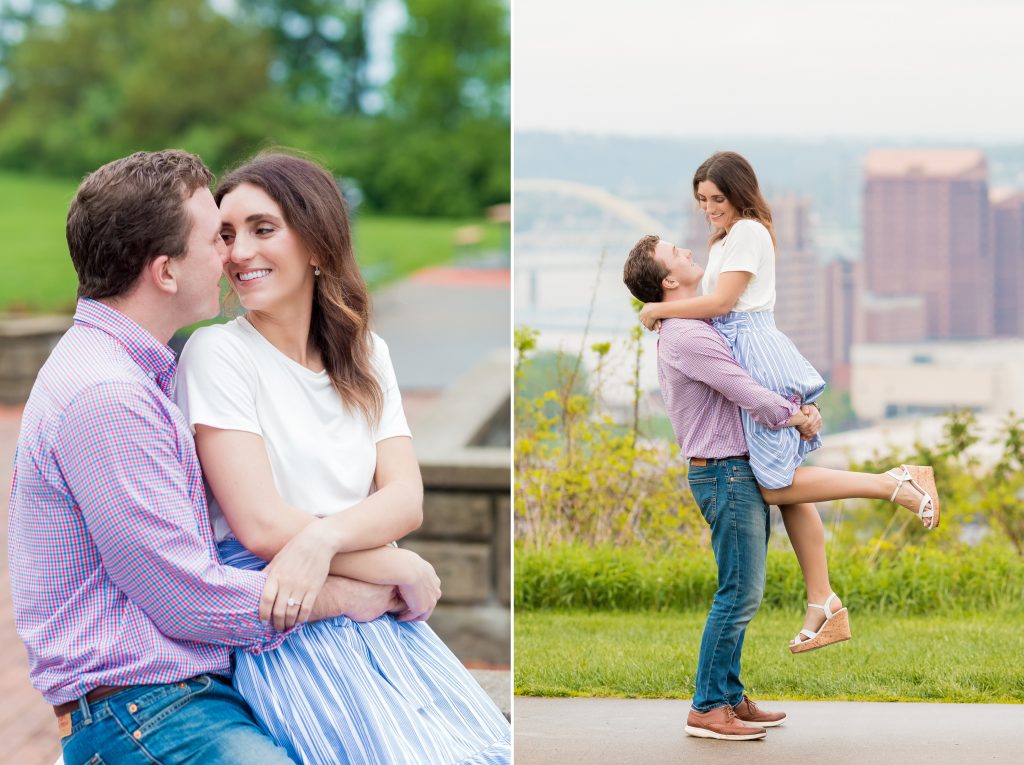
[
  {"xmin": 125, "ymin": 676, "xmax": 213, "ymax": 735},
  {"xmin": 688, "ymin": 476, "xmax": 718, "ymax": 526}
]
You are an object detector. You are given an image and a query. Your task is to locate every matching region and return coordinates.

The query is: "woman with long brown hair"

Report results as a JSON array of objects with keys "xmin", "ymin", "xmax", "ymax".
[
  {"xmin": 175, "ymin": 151, "xmax": 511, "ymax": 763},
  {"xmin": 635, "ymin": 151, "xmax": 940, "ymax": 653}
]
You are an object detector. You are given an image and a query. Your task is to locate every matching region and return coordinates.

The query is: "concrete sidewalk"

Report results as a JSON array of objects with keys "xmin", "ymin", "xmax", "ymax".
[{"xmin": 514, "ymin": 696, "xmax": 1024, "ymax": 764}]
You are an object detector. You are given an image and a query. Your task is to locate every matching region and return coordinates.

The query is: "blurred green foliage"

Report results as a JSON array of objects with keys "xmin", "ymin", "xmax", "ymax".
[
  {"xmin": 515, "ymin": 323, "xmax": 1024, "ymax": 561},
  {"xmin": 0, "ymin": 0, "xmax": 509, "ymax": 216},
  {"xmin": 515, "ymin": 542, "xmax": 1024, "ymax": 614},
  {"xmin": 515, "ymin": 325, "xmax": 699, "ymax": 550}
]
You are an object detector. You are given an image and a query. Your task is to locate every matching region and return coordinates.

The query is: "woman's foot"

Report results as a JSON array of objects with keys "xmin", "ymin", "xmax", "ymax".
[
  {"xmin": 886, "ymin": 465, "xmax": 940, "ymax": 529},
  {"xmin": 799, "ymin": 593, "xmax": 842, "ymax": 636},
  {"xmin": 790, "ymin": 592, "xmax": 851, "ymax": 654}
]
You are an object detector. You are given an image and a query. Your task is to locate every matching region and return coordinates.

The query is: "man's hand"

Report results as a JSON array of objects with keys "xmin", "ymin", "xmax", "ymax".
[
  {"xmin": 310, "ymin": 576, "xmax": 402, "ymax": 623},
  {"xmin": 796, "ymin": 404, "xmax": 822, "ymax": 440}
]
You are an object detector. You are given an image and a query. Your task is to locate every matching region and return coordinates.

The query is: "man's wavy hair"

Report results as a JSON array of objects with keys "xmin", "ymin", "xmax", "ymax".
[
  {"xmin": 67, "ymin": 150, "xmax": 213, "ymax": 299},
  {"xmin": 623, "ymin": 234, "xmax": 667, "ymax": 303}
]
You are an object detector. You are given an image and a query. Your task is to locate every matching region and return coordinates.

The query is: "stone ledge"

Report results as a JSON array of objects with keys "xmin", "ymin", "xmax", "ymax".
[
  {"xmin": 411, "ymin": 348, "xmax": 509, "ymax": 458},
  {"xmin": 0, "ymin": 315, "xmax": 73, "ymax": 405},
  {"xmin": 468, "ymin": 669, "xmax": 511, "ymax": 721},
  {"xmin": 428, "ymin": 603, "xmax": 509, "ymax": 668}
]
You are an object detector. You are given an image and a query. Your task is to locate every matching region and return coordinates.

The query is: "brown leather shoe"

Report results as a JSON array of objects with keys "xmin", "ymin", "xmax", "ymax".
[
  {"xmin": 732, "ymin": 695, "xmax": 786, "ymax": 727},
  {"xmin": 685, "ymin": 704, "xmax": 766, "ymax": 740}
]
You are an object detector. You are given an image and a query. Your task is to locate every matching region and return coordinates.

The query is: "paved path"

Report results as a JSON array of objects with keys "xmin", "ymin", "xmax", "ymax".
[
  {"xmin": 0, "ymin": 405, "xmax": 59, "ymax": 764},
  {"xmin": 372, "ymin": 264, "xmax": 510, "ymax": 392},
  {"xmin": 514, "ymin": 696, "xmax": 1024, "ymax": 765}
]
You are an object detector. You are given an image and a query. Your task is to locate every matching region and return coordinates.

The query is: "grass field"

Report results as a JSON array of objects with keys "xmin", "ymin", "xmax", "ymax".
[
  {"xmin": 0, "ymin": 171, "xmax": 503, "ymax": 313},
  {"xmin": 515, "ymin": 610, "xmax": 1024, "ymax": 703}
]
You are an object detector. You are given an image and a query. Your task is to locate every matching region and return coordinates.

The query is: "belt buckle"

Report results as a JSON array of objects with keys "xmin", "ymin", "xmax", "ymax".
[{"xmin": 57, "ymin": 711, "xmax": 72, "ymax": 738}]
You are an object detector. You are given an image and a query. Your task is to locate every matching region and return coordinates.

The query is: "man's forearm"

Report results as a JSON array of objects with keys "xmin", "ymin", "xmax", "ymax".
[{"xmin": 310, "ymin": 575, "xmax": 400, "ymax": 623}]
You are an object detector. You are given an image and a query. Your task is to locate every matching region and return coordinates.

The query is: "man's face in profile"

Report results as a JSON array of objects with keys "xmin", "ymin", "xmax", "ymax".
[
  {"xmin": 174, "ymin": 187, "xmax": 228, "ymax": 324},
  {"xmin": 653, "ymin": 240, "xmax": 703, "ymax": 288}
]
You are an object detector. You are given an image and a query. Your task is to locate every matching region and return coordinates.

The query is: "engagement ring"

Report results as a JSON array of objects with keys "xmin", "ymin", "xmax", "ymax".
[{"xmin": 287, "ymin": 598, "xmax": 300, "ymax": 607}]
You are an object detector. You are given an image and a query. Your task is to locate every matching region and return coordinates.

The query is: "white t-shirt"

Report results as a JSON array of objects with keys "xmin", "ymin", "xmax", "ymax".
[
  {"xmin": 175, "ymin": 317, "xmax": 412, "ymax": 542},
  {"xmin": 701, "ymin": 218, "xmax": 776, "ymax": 313}
]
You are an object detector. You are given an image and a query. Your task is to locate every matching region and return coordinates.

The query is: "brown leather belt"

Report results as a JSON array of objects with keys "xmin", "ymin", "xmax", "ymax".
[
  {"xmin": 689, "ymin": 455, "xmax": 749, "ymax": 467},
  {"xmin": 53, "ymin": 685, "xmax": 135, "ymax": 718}
]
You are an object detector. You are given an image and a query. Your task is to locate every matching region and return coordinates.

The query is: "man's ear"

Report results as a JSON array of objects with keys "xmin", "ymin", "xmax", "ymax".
[
  {"xmin": 144, "ymin": 255, "xmax": 178, "ymax": 296},
  {"xmin": 661, "ymin": 275, "xmax": 679, "ymax": 291}
]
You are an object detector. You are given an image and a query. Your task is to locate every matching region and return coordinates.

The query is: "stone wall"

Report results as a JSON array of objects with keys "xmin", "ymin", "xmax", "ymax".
[
  {"xmin": 0, "ymin": 315, "xmax": 72, "ymax": 405},
  {"xmin": 405, "ymin": 349, "xmax": 510, "ymax": 667}
]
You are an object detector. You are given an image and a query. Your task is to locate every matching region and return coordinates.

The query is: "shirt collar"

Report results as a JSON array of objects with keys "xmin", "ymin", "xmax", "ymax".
[{"xmin": 73, "ymin": 298, "xmax": 178, "ymax": 396}]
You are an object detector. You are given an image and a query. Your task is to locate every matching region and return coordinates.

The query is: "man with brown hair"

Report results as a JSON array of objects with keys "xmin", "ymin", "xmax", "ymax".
[
  {"xmin": 624, "ymin": 235, "xmax": 820, "ymax": 741},
  {"xmin": 8, "ymin": 150, "xmax": 398, "ymax": 764}
]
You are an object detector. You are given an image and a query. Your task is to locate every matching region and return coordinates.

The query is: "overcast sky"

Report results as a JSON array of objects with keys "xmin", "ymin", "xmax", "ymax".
[{"xmin": 513, "ymin": 0, "xmax": 1024, "ymax": 141}]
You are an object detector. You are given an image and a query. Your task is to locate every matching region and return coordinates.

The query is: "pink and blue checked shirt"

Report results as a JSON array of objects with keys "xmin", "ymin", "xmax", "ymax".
[
  {"xmin": 8, "ymin": 299, "xmax": 287, "ymax": 705},
  {"xmin": 657, "ymin": 318, "xmax": 799, "ymax": 459}
]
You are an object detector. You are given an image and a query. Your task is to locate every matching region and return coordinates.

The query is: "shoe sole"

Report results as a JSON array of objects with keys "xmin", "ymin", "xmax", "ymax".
[
  {"xmin": 684, "ymin": 725, "xmax": 766, "ymax": 741},
  {"xmin": 790, "ymin": 607, "xmax": 852, "ymax": 654},
  {"xmin": 747, "ymin": 717, "xmax": 786, "ymax": 727},
  {"xmin": 904, "ymin": 465, "xmax": 940, "ymax": 529}
]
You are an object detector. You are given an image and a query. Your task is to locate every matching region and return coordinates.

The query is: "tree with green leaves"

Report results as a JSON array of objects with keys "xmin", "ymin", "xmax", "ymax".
[
  {"xmin": 389, "ymin": 0, "xmax": 508, "ymax": 127},
  {"xmin": 236, "ymin": 0, "xmax": 378, "ymax": 114},
  {"xmin": 0, "ymin": 0, "xmax": 277, "ymax": 174}
]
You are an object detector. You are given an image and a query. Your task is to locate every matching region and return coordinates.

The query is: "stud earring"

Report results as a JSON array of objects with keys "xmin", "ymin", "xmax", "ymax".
[{"xmin": 314, "ymin": 266, "xmax": 321, "ymax": 276}]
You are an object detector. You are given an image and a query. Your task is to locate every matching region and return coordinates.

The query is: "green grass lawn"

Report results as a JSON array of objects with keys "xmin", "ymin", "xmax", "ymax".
[
  {"xmin": 0, "ymin": 171, "xmax": 504, "ymax": 313},
  {"xmin": 515, "ymin": 610, "xmax": 1024, "ymax": 703}
]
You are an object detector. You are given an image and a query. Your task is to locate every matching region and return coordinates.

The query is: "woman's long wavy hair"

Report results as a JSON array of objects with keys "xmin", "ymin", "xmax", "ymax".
[
  {"xmin": 215, "ymin": 151, "xmax": 383, "ymax": 425},
  {"xmin": 692, "ymin": 151, "xmax": 776, "ymax": 248}
]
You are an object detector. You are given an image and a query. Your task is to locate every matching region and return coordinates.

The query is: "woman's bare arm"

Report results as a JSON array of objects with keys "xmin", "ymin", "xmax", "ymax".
[{"xmin": 639, "ymin": 271, "xmax": 753, "ymax": 328}]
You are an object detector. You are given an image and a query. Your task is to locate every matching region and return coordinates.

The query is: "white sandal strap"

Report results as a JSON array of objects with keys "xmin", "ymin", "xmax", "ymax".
[
  {"xmin": 888, "ymin": 467, "xmax": 935, "ymax": 526},
  {"xmin": 807, "ymin": 592, "xmax": 840, "ymax": 620},
  {"xmin": 886, "ymin": 468, "xmax": 910, "ymax": 503}
]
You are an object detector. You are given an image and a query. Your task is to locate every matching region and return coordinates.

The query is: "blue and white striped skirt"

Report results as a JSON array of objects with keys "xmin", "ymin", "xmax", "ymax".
[
  {"xmin": 219, "ymin": 539, "xmax": 511, "ymax": 765},
  {"xmin": 712, "ymin": 311, "xmax": 826, "ymax": 489}
]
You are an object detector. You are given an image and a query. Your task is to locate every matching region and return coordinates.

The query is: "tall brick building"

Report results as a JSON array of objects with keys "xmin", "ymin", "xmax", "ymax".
[
  {"xmin": 862, "ymin": 149, "xmax": 992, "ymax": 340},
  {"xmin": 992, "ymin": 191, "xmax": 1024, "ymax": 337},
  {"xmin": 773, "ymin": 194, "xmax": 827, "ymax": 373}
]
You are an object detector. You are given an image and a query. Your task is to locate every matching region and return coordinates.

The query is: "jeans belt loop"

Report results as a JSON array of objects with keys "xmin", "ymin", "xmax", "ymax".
[{"xmin": 79, "ymin": 693, "xmax": 92, "ymax": 726}]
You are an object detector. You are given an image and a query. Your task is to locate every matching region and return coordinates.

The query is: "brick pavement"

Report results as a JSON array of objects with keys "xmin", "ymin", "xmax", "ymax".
[{"xmin": 1, "ymin": 405, "xmax": 61, "ymax": 764}]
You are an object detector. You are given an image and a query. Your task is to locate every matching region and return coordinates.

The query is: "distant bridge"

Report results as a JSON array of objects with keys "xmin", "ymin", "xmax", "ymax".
[{"xmin": 515, "ymin": 178, "xmax": 670, "ymax": 233}]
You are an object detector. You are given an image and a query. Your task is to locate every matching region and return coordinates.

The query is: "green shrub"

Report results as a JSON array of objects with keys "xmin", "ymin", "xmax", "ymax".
[
  {"xmin": 515, "ymin": 324, "xmax": 702, "ymax": 550},
  {"xmin": 515, "ymin": 542, "xmax": 1024, "ymax": 614}
]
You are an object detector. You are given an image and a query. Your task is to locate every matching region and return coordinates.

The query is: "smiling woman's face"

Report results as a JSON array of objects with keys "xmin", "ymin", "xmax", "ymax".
[
  {"xmin": 218, "ymin": 182, "xmax": 316, "ymax": 313},
  {"xmin": 696, "ymin": 180, "xmax": 739, "ymax": 231}
]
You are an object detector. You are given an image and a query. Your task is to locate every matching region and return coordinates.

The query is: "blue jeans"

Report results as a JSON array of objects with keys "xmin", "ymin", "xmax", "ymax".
[
  {"xmin": 688, "ymin": 458, "xmax": 770, "ymax": 712},
  {"xmin": 60, "ymin": 674, "xmax": 295, "ymax": 765}
]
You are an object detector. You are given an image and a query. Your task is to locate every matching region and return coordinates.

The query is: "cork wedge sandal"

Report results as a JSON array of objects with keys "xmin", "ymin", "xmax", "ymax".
[
  {"xmin": 887, "ymin": 465, "xmax": 940, "ymax": 529},
  {"xmin": 789, "ymin": 592, "xmax": 851, "ymax": 654}
]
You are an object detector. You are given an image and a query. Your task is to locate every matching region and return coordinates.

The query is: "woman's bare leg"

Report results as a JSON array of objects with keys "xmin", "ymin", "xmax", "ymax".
[
  {"xmin": 778, "ymin": 502, "xmax": 842, "ymax": 634},
  {"xmin": 761, "ymin": 466, "xmax": 889, "ymax": 506},
  {"xmin": 764, "ymin": 464, "xmax": 935, "ymax": 640},
  {"xmin": 761, "ymin": 465, "xmax": 930, "ymax": 516}
]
